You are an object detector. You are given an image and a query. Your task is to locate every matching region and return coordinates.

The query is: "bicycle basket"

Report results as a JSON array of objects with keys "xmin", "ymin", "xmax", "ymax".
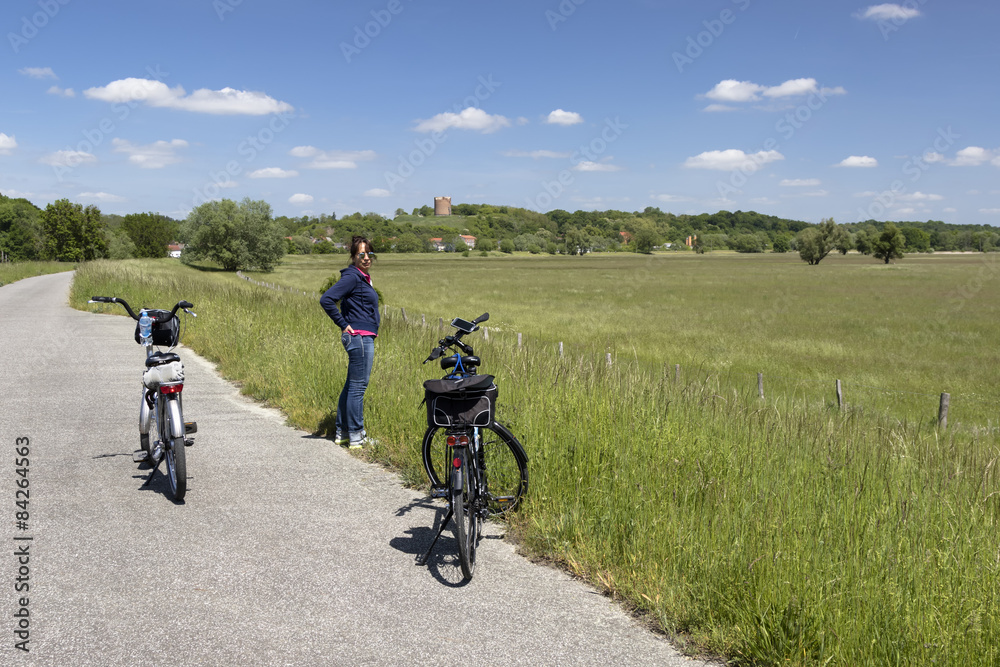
[
  {"xmin": 423, "ymin": 374, "xmax": 497, "ymax": 428},
  {"xmin": 134, "ymin": 309, "xmax": 180, "ymax": 347}
]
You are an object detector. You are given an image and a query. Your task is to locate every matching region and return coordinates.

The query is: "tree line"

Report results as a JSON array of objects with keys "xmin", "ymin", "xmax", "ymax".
[{"xmin": 2, "ymin": 191, "xmax": 997, "ymax": 271}]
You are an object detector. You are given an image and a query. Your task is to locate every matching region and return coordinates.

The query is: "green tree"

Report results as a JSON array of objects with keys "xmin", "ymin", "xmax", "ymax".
[
  {"xmin": 872, "ymin": 222, "xmax": 906, "ymax": 264},
  {"xmin": 901, "ymin": 227, "xmax": 931, "ymax": 253},
  {"xmin": 395, "ymin": 232, "xmax": 424, "ymax": 253},
  {"xmin": 499, "ymin": 238, "xmax": 515, "ymax": 254},
  {"xmin": 771, "ymin": 234, "xmax": 791, "ymax": 253},
  {"xmin": 41, "ymin": 199, "xmax": 107, "ymax": 261},
  {"xmin": 181, "ymin": 198, "xmax": 285, "ymax": 271},
  {"xmin": 0, "ymin": 196, "xmax": 44, "ymax": 260},
  {"xmin": 632, "ymin": 224, "xmax": 658, "ymax": 254},
  {"xmin": 797, "ymin": 218, "xmax": 842, "ymax": 265},
  {"xmin": 121, "ymin": 212, "xmax": 178, "ymax": 258}
]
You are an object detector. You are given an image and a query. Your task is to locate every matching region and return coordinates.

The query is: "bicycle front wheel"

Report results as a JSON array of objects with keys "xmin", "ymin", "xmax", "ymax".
[
  {"xmin": 452, "ymin": 448, "xmax": 478, "ymax": 580},
  {"xmin": 162, "ymin": 395, "xmax": 187, "ymax": 501},
  {"xmin": 422, "ymin": 421, "xmax": 528, "ymax": 514}
]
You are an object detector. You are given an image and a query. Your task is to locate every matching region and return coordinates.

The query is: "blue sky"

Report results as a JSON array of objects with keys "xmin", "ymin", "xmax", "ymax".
[{"xmin": 2, "ymin": 0, "xmax": 998, "ymax": 225}]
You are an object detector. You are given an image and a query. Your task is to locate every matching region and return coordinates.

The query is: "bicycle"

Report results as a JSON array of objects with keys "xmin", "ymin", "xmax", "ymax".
[
  {"xmin": 89, "ymin": 296, "xmax": 198, "ymax": 501},
  {"xmin": 416, "ymin": 313, "xmax": 528, "ymax": 580}
]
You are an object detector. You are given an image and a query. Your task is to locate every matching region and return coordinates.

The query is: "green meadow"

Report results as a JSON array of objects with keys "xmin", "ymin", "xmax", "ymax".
[{"xmin": 70, "ymin": 254, "xmax": 1000, "ymax": 665}]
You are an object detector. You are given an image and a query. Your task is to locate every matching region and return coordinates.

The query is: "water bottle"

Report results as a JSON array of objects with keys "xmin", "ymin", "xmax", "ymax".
[{"xmin": 139, "ymin": 309, "xmax": 152, "ymax": 344}]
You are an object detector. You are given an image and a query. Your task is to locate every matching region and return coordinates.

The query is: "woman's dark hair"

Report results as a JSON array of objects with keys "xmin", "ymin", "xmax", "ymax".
[{"xmin": 349, "ymin": 235, "xmax": 373, "ymax": 260}]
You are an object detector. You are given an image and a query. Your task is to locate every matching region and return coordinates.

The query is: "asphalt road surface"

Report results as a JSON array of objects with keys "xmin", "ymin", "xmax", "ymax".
[{"xmin": 0, "ymin": 272, "xmax": 721, "ymax": 666}]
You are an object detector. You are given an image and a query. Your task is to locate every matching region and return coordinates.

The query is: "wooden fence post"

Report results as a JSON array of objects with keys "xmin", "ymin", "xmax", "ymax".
[
  {"xmin": 483, "ymin": 327, "xmax": 489, "ymax": 341},
  {"xmin": 938, "ymin": 392, "xmax": 950, "ymax": 429},
  {"xmin": 758, "ymin": 372, "xmax": 764, "ymax": 399},
  {"xmin": 517, "ymin": 332, "xmax": 522, "ymax": 348},
  {"xmin": 421, "ymin": 313, "xmax": 425, "ymax": 327},
  {"xmin": 606, "ymin": 352, "xmax": 613, "ymax": 368},
  {"xmin": 401, "ymin": 307, "xmax": 407, "ymax": 323},
  {"xmin": 836, "ymin": 380, "xmax": 843, "ymax": 410},
  {"xmin": 559, "ymin": 341, "xmax": 564, "ymax": 358},
  {"xmin": 439, "ymin": 317, "xmax": 443, "ymax": 331},
  {"xmin": 674, "ymin": 364, "xmax": 680, "ymax": 383}
]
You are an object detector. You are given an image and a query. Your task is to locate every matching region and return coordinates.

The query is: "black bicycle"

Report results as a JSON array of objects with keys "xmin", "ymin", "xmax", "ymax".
[
  {"xmin": 89, "ymin": 296, "xmax": 197, "ymax": 501},
  {"xmin": 417, "ymin": 313, "xmax": 528, "ymax": 580}
]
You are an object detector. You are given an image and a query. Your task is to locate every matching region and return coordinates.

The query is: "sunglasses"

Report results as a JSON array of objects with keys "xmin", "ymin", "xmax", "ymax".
[{"xmin": 357, "ymin": 252, "xmax": 376, "ymax": 259}]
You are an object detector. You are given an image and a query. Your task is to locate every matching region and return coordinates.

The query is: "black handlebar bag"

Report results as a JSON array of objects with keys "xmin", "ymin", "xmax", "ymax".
[
  {"xmin": 134, "ymin": 310, "xmax": 180, "ymax": 347},
  {"xmin": 423, "ymin": 374, "xmax": 497, "ymax": 428}
]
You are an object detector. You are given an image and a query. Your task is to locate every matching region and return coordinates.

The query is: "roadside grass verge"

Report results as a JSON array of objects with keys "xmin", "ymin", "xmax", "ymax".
[
  {"xmin": 0, "ymin": 260, "xmax": 75, "ymax": 287},
  {"xmin": 71, "ymin": 258, "xmax": 1000, "ymax": 665}
]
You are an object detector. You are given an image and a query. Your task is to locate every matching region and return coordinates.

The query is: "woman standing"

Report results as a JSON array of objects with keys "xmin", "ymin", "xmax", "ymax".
[{"xmin": 320, "ymin": 235, "xmax": 380, "ymax": 448}]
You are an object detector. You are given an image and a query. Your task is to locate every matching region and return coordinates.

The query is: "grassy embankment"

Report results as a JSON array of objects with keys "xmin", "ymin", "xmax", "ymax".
[
  {"xmin": 0, "ymin": 260, "xmax": 75, "ymax": 286},
  {"xmin": 72, "ymin": 255, "xmax": 1000, "ymax": 666}
]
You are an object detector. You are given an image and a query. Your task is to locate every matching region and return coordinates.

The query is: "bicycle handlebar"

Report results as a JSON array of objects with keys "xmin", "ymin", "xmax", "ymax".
[
  {"xmin": 422, "ymin": 313, "xmax": 488, "ymax": 364},
  {"xmin": 89, "ymin": 296, "xmax": 196, "ymax": 321}
]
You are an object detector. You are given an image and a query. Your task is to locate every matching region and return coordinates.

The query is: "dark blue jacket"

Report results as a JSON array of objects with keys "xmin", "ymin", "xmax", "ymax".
[{"xmin": 320, "ymin": 266, "xmax": 380, "ymax": 334}]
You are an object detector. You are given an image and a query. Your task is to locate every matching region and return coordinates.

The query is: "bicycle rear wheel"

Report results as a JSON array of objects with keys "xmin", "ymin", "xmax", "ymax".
[
  {"xmin": 161, "ymin": 395, "xmax": 187, "ymax": 501},
  {"xmin": 452, "ymin": 448, "xmax": 478, "ymax": 580},
  {"xmin": 422, "ymin": 421, "xmax": 528, "ymax": 514}
]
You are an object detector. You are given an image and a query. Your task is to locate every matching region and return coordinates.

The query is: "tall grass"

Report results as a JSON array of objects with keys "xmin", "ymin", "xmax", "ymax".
[
  {"xmin": 71, "ymin": 259, "xmax": 1000, "ymax": 665},
  {"xmin": 0, "ymin": 260, "xmax": 75, "ymax": 286}
]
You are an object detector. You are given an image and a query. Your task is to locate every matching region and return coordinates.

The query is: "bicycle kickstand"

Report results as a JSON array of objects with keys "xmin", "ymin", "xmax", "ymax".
[
  {"xmin": 416, "ymin": 506, "xmax": 452, "ymax": 566},
  {"xmin": 141, "ymin": 453, "xmax": 164, "ymax": 487}
]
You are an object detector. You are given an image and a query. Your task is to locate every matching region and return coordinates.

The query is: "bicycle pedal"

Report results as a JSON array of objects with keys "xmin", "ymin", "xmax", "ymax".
[
  {"xmin": 184, "ymin": 421, "xmax": 198, "ymax": 435},
  {"xmin": 430, "ymin": 486, "xmax": 449, "ymax": 498},
  {"xmin": 183, "ymin": 438, "xmax": 195, "ymax": 447},
  {"xmin": 132, "ymin": 450, "xmax": 149, "ymax": 463}
]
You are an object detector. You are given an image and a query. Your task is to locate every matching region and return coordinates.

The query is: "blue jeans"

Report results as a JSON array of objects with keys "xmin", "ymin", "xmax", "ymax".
[{"xmin": 336, "ymin": 333, "xmax": 374, "ymax": 441}]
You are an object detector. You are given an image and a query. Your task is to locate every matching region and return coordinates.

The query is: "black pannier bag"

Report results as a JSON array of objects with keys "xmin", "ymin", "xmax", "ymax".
[
  {"xmin": 423, "ymin": 374, "xmax": 497, "ymax": 428},
  {"xmin": 134, "ymin": 309, "xmax": 181, "ymax": 347}
]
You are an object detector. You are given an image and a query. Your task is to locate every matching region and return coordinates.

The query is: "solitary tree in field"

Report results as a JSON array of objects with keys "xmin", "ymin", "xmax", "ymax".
[
  {"xmin": 797, "ymin": 218, "xmax": 846, "ymax": 265},
  {"xmin": 872, "ymin": 222, "xmax": 906, "ymax": 264},
  {"xmin": 181, "ymin": 198, "xmax": 285, "ymax": 271}
]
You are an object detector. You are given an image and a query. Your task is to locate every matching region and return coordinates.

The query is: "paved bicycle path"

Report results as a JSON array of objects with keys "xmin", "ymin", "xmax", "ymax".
[{"xmin": 0, "ymin": 272, "xmax": 720, "ymax": 666}]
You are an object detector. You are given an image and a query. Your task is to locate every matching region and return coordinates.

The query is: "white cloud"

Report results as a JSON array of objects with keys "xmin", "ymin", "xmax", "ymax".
[
  {"xmin": 78, "ymin": 192, "xmax": 125, "ymax": 202},
  {"xmin": 922, "ymin": 151, "xmax": 946, "ymax": 163},
  {"xmin": 364, "ymin": 188, "xmax": 391, "ymax": 197},
  {"xmin": 414, "ymin": 107, "xmax": 510, "ymax": 134},
  {"xmin": 836, "ymin": 155, "xmax": 878, "ymax": 168},
  {"xmin": 289, "ymin": 193, "xmax": 313, "ymax": 205},
  {"xmin": 249, "ymin": 167, "xmax": 298, "ymax": 178},
  {"xmin": 703, "ymin": 104, "xmax": 738, "ymax": 113},
  {"xmin": 83, "ymin": 78, "xmax": 293, "ymax": 115},
  {"xmin": 3, "ymin": 189, "xmax": 32, "ymax": 198},
  {"xmin": 950, "ymin": 146, "xmax": 992, "ymax": 166},
  {"xmin": 764, "ymin": 78, "xmax": 818, "ymax": 98},
  {"xmin": 0, "ymin": 133, "xmax": 17, "ymax": 154},
  {"xmin": 501, "ymin": 149, "xmax": 571, "ymax": 159},
  {"xmin": 780, "ymin": 178, "xmax": 821, "ymax": 187},
  {"xmin": 112, "ymin": 138, "xmax": 188, "ymax": 169},
  {"xmin": 573, "ymin": 160, "xmax": 622, "ymax": 172},
  {"xmin": 294, "ymin": 148, "xmax": 376, "ymax": 169},
  {"xmin": 651, "ymin": 194, "xmax": 691, "ymax": 202},
  {"xmin": 683, "ymin": 149, "xmax": 784, "ymax": 171},
  {"xmin": 855, "ymin": 4, "xmax": 922, "ymax": 21},
  {"xmin": 545, "ymin": 109, "xmax": 583, "ymax": 126},
  {"xmin": 19, "ymin": 67, "xmax": 56, "ymax": 79},
  {"xmin": 705, "ymin": 80, "xmax": 764, "ymax": 102},
  {"xmin": 47, "ymin": 85, "xmax": 75, "ymax": 97},
  {"xmin": 979, "ymin": 208, "xmax": 1000, "ymax": 214},
  {"xmin": 40, "ymin": 149, "xmax": 96, "ymax": 167},
  {"xmin": 898, "ymin": 191, "xmax": 943, "ymax": 202}
]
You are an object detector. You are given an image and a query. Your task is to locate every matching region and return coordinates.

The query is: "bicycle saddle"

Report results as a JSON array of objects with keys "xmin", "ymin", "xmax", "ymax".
[
  {"xmin": 441, "ymin": 355, "xmax": 480, "ymax": 370},
  {"xmin": 145, "ymin": 351, "xmax": 181, "ymax": 367}
]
